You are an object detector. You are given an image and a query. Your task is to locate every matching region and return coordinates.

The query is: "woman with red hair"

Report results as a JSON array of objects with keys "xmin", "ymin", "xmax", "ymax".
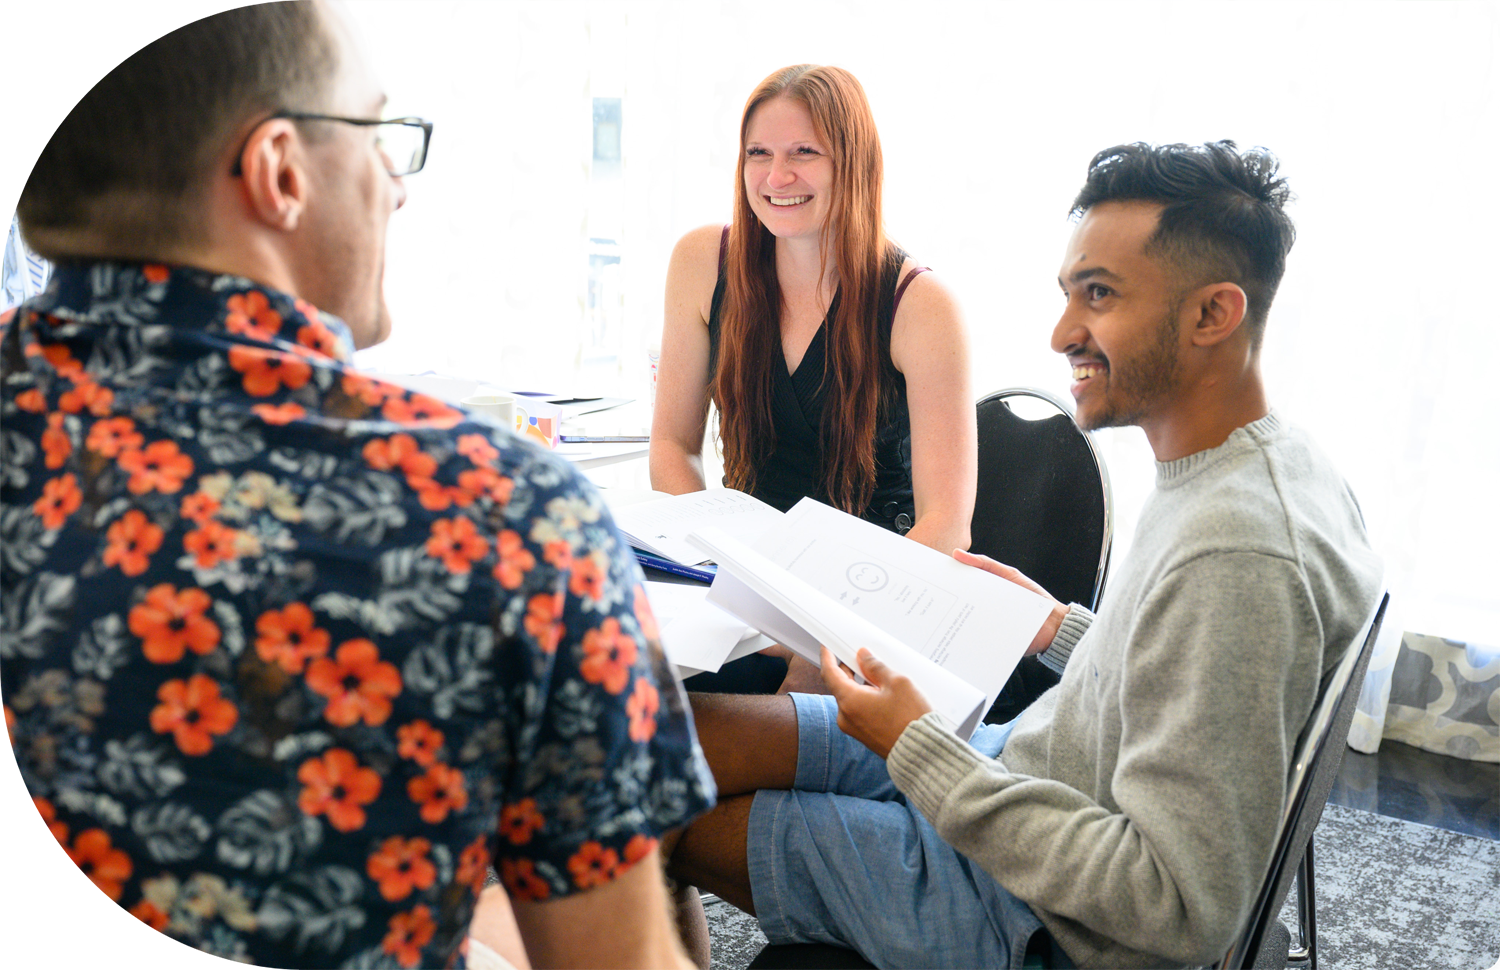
[{"xmin": 651, "ymin": 64, "xmax": 976, "ymax": 558}]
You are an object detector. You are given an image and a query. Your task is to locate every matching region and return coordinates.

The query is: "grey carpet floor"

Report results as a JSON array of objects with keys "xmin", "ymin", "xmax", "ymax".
[{"xmin": 704, "ymin": 803, "xmax": 1500, "ymax": 969}]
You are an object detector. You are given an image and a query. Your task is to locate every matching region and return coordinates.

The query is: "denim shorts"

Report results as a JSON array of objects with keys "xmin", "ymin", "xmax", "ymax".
[{"xmin": 746, "ymin": 693, "xmax": 1074, "ymax": 969}]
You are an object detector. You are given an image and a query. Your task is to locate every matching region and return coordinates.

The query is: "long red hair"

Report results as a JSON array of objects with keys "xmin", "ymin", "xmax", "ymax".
[{"xmin": 714, "ymin": 64, "xmax": 890, "ymax": 515}]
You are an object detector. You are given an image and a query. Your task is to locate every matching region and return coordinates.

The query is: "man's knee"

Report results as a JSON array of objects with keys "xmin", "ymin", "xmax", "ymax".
[{"xmin": 688, "ymin": 691, "xmax": 799, "ymax": 794}]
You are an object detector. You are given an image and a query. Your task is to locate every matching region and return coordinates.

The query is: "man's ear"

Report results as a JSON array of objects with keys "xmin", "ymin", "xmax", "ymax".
[
  {"xmin": 237, "ymin": 119, "xmax": 309, "ymax": 233},
  {"xmin": 1186, "ymin": 282, "xmax": 1248, "ymax": 347}
]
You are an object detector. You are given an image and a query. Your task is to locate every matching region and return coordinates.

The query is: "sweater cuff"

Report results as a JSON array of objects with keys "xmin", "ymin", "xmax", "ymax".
[
  {"xmin": 887, "ymin": 712, "xmax": 995, "ymax": 823},
  {"xmin": 1038, "ymin": 604, "xmax": 1094, "ymax": 675}
]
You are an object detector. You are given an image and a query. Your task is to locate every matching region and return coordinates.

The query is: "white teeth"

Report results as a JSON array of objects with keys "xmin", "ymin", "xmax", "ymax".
[
  {"xmin": 1072, "ymin": 365, "xmax": 1104, "ymax": 380},
  {"xmin": 768, "ymin": 196, "xmax": 810, "ymax": 206}
]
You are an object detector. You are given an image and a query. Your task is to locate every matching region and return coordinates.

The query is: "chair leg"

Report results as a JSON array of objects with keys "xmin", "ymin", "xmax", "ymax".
[{"xmin": 1287, "ymin": 840, "xmax": 1317, "ymax": 970}]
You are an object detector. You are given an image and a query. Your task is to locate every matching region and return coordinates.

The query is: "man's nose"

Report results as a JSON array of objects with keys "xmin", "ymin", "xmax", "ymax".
[
  {"xmin": 1051, "ymin": 301, "xmax": 1086, "ymax": 355},
  {"xmin": 390, "ymin": 173, "xmax": 408, "ymax": 211}
]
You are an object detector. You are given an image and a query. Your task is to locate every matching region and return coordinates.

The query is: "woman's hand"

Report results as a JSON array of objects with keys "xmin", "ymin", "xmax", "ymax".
[
  {"xmin": 951, "ymin": 549, "xmax": 1069, "ymax": 655},
  {"xmin": 819, "ymin": 646, "xmax": 933, "ymax": 759}
]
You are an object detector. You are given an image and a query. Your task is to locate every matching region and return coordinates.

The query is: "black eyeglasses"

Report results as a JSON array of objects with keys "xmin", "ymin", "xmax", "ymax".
[{"xmin": 230, "ymin": 112, "xmax": 433, "ymax": 177}]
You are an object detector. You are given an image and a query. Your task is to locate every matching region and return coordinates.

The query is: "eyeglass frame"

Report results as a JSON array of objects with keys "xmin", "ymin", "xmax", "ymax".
[{"xmin": 229, "ymin": 111, "xmax": 433, "ymax": 178}]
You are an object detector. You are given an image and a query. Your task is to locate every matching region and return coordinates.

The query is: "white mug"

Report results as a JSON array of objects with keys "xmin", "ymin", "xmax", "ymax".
[{"xmin": 461, "ymin": 393, "xmax": 517, "ymax": 431}]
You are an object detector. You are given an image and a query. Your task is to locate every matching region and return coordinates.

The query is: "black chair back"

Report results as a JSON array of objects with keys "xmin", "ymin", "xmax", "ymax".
[
  {"xmin": 973, "ymin": 388, "xmax": 1112, "ymax": 724},
  {"xmin": 971, "ymin": 389, "xmax": 1111, "ymax": 609}
]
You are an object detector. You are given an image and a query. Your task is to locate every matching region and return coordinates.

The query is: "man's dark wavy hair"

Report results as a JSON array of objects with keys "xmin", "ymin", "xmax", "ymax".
[{"xmin": 1070, "ymin": 141, "xmax": 1295, "ymax": 347}]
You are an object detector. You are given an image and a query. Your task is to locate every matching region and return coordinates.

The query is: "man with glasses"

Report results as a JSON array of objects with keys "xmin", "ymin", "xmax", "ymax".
[{"xmin": 1, "ymin": 3, "xmax": 711, "ymax": 968}]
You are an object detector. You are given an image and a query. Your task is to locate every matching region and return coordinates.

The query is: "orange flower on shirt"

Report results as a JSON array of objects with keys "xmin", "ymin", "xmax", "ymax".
[
  {"xmin": 396, "ymin": 720, "xmax": 444, "ymax": 767},
  {"xmin": 498, "ymin": 798, "xmax": 545, "ymax": 846},
  {"xmin": 86, "ymin": 416, "xmax": 143, "ymax": 458},
  {"xmin": 623, "ymin": 833, "xmax": 658, "ymax": 869},
  {"xmin": 456, "ymin": 433, "xmax": 498, "ymax": 466},
  {"xmin": 456, "ymin": 835, "xmax": 491, "ymax": 896},
  {"xmin": 118, "ymin": 440, "xmax": 193, "ymax": 495},
  {"xmin": 224, "ymin": 290, "xmax": 282, "ymax": 342},
  {"xmin": 33, "ymin": 473, "xmax": 82, "ymax": 530},
  {"xmin": 59, "ymin": 378, "xmax": 113, "ymax": 416},
  {"xmin": 341, "ymin": 372, "xmax": 401, "ymax": 407},
  {"xmin": 41, "ymin": 412, "xmax": 71, "ymax": 468},
  {"xmin": 297, "ymin": 748, "xmax": 381, "ymax": 832},
  {"xmin": 39, "ymin": 342, "xmax": 84, "ymax": 379},
  {"xmin": 412, "ymin": 478, "xmax": 456, "ymax": 512},
  {"xmin": 498, "ymin": 858, "xmax": 551, "ymax": 902},
  {"xmin": 456, "ymin": 465, "xmax": 514, "ymax": 505},
  {"xmin": 254, "ymin": 602, "xmax": 330, "ymax": 674},
  {"xmin": 382, "ymin": 904, "xmax": 436, "ymax": 968},
  {"xmin": 0, "ymin": 704, "xmax": 13, "ymax": 767},
  {"xmin": 129, "ymin": 583, "xmax": 220, "ymax": 664},
  {"xmin": 179, "ymin": 491, "xmax": 220, "ymax": 524},
  {"xmin": 524, "ymin": 592, "xmax": 565, "ymax": 654},
  {"xmin": 568, "ymin": 550, "xmax": 607, "ymax": 602},
  {"xmin": 78, "ymin": 917, "xmax": 134, "ymax": 970},
  {"xmin": 625, "ymin": 677, "xmax": 660, "ymax": 743},
  {"xmin": 493, "ymin": 530, "xmax": 535, "ymax": 590},
  {"xmin": 228, "ymin": 345, "xmax": 312, "ymax": 397},
  {"xmin": 183, "ymin": 520, "xmax": 241, "ymax": 569},
  {"xmin": 367, "ymin": 836, "xmax": 437, "ymax": 902},
  {"xmin": 66, "ymin": 829, "xmax": 132, "ymax": 901},
  {"xmin": 296, "ymin": 319, "xmax": 341, "ymax": 358},
  {"xmin": 580, "ymin": 618, "xmax": 638, "ymax": 695},
  {"xmin": 149, "ymin": 674, "xmax": 239, "ymax": 756},
  {"xmin": 425, "ymin": 517, "xmax": 489, "ymax": 574},
  {"xmin": 21, "ymin": 803, "xmax": 65, "ymax": 851},
  {"xmin": 305, "ymin": 638, "xmax": 402, "ymax": 727},
  {"xmin": 0, "ymin": 857, "xmax": 33, "ymax": 923},
  {"xmin": 567, "ymin": 841, "xmax": 619, "ymax": 890},
  {"xmin": 15, "ymin": 387, "xmax": 46, "ymax": 412},
  {"xmin": 407, "ymin": 762, "xmax": 468, "ymax": 824},
  {"xmin": 251, "ymin": 401, "xmax": 307, "ymax": 425},
  {"xmin": 130, "ymin": 899, "xmax": 170, "ymax": 931},
  {"xmin": 382, "ymin": 392, "xmax": 462, "ymax": 429},
  {"xmin": 103, "ymin": 509, "xmax": 164, "ymax": 576},
  {"xmin": 142, "ymin": 264, "xmax": 170, "ymax": 284},
  {"xmin": 541, "ymin": 539, "xmax": 572, "ymax": 571},
  {"xmin": 362, "ymin": 433, "xmax": 437, "ymax": 480}
]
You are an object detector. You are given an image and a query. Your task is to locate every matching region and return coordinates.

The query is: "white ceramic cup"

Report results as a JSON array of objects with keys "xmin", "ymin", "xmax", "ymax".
[{"xmin": 461, "ymin": 393, "xmax": 517, "ymax": 431}]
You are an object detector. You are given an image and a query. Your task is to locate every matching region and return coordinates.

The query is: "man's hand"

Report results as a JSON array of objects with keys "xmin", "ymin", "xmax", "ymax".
[
  {"xmin": 952, "ymin": 549, "xmax": 1069, "ymax": 656},
  {"xmin": 819, "ymin": 646, "xmax": 933, "ymax": 759}
]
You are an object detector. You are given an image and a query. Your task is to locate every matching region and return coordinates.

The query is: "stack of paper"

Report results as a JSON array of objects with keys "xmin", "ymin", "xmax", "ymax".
[
  {"xmin": 612, "ymin": 489, "xmax": 784, "ymax": 565},
  {"xmin": 687, "ymin": 498, "xmax": 1055, "ymax": 739},
  {"xmin": 642, "ymin": 581, "xmax": 773, "ymax": 678}
]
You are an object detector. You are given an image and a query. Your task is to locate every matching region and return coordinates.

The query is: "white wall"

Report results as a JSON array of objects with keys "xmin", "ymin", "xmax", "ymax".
[{"xmin": 348, "ymin": 0, "xmax": 1500, "ymax": 647}]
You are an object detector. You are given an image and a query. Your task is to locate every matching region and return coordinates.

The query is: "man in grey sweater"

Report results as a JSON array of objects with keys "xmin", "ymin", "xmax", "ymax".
[{"xmin": 666, "ymin": 141, "xmax": 1383, "ymax": 969}]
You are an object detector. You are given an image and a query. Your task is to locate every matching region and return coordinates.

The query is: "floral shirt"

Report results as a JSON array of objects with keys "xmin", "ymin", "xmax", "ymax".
[{"xmin": 0, "ymin": 263, "xmax": 715, "ymax": 968}]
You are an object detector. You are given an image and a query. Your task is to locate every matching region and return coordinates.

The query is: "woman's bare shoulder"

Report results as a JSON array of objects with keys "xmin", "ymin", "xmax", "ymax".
[{"xmin": 666, "ymin": 223, "xmax": 729, "ymax": 323}]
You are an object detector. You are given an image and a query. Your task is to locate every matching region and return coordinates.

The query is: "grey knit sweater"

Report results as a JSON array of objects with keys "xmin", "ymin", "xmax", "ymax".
[{"xmin": 886, "ymin": 412, "xmax": 1382, "ymax": 969}]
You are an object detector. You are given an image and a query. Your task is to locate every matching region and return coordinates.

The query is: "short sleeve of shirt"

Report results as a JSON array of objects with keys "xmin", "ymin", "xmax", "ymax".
[{"xmin": 485, "ymin": 449, "xmax": 715, "ymax": 901}]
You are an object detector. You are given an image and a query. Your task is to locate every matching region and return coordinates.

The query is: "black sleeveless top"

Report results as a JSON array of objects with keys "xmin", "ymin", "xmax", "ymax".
[{"xmin": 707, "ymin": 235, "xmax": 925, "ymax": 534}]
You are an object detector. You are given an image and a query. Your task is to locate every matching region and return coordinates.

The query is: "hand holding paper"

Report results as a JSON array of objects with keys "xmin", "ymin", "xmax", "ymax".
[
  {"xmin": 821, "ymin": 646, "xmax": 934, "ymax": 759},
  {"xmin": 951, "ymin": 549, "xmax": 1070, "ymax": 656}
]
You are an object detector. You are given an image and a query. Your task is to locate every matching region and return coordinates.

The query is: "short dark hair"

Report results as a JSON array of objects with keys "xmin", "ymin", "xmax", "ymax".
[
  {"xmin": 18, "ymin": 1, "xmax": 337, "ymax": 256},
  {"xmin": 1070, "ymin": 141, "xmax": 1295, "ymax": 345}
]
